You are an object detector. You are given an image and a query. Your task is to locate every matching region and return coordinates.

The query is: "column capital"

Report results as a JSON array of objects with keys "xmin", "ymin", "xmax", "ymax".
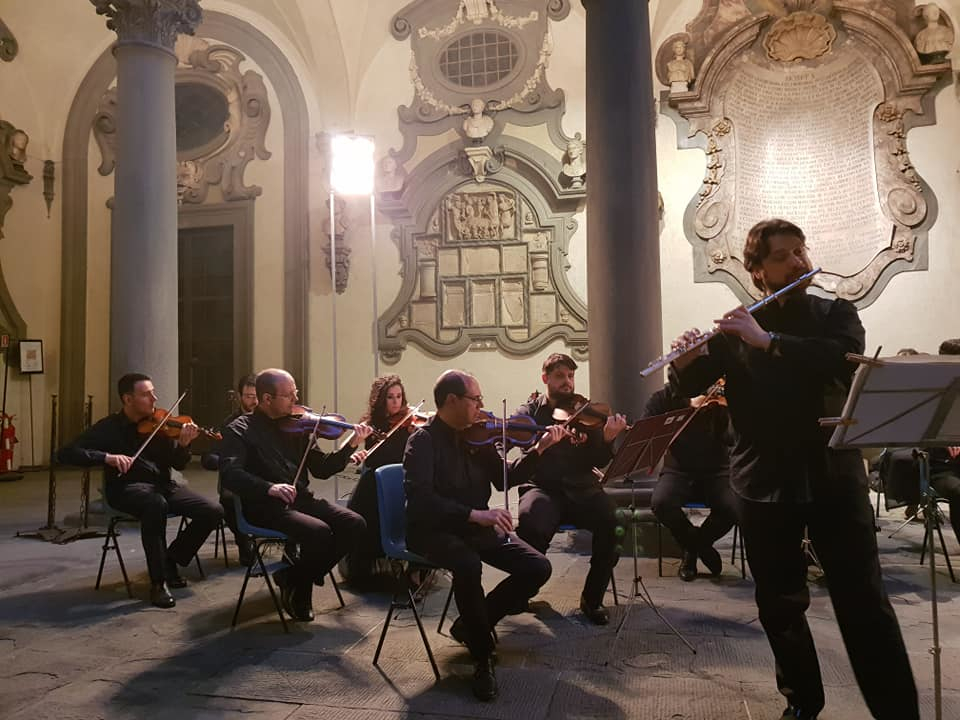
[{"xmin": 91, "ymin": 0, "xmax": 202, "ymax": 50}]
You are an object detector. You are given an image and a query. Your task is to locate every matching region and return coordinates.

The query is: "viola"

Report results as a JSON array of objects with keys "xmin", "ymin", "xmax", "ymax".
[
  {"xmin": 278, "ymin": 405, "xmax": 381, "ymax": 441},
  {"xmin": 137, "ymin": 408, "xmax": 222, "ymax": 441},
  {"xmin": 461, "ymin": 410, "xmax": 554, "ymax": 448}
]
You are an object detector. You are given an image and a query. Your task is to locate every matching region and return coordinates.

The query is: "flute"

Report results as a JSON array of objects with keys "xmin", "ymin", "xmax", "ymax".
[{"xmin": 638, "ymin": 267, "xmax": 822, "ymax": 378}]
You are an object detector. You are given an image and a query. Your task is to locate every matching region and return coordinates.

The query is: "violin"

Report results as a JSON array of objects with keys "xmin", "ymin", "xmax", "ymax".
[
  {"xmin": 278, "ymin": 405, "xmax": 382, "ymax": 441},
  {"xmin": 461, "ymin": 410, "xmax": 554, "ymax": 448},
  {"xmin": 137, "ymin": 408, "xmax": 221, "ymax": 441},
  {"xmin": 551, "ymin": 393, "xmax": 615, "ymax": 431},
  {"xmin": 691, "ymin": 379, "xmax": 727, "ymax": 409},
  {"xmin": 386, "ymin": 406, "xmax": 434, "ymax": 434}
]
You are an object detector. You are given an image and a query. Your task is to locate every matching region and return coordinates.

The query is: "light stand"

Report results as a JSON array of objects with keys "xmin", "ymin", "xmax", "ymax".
[{"xmin": 917, "ymin": 450, "xmax": 943, "ymax": 720}]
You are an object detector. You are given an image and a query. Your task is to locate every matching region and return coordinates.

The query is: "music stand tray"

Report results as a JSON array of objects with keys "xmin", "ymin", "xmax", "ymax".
[{"xmin": 826, "ymin": 353, "xmax": 960, "ymax": 720}]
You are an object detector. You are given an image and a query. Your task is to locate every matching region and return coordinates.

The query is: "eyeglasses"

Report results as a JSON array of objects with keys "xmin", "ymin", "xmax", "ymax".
[
  {"xmin": 271, "ymin": 391, "xmax": 298, "ymax": 400},
  {"xmin": 460, "ymin": 393, "xmax": 483, "ymax": 404}
]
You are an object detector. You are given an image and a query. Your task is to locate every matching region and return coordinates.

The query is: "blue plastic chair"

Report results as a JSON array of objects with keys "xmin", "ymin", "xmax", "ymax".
[
  {"xmin": 655, "ymin": 502, "xmax": 746, "ymax": 579},
  {"xmin": 372, "ymin": 463, "xmax": 444, "ymax": 681},
  {"xmin": 231, "ymin": 496, "xmax": 344, "ymax": 633}
]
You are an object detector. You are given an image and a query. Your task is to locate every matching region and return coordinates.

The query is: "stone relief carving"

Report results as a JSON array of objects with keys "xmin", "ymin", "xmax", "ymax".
[
  {"xmin": 94, "ymin": 39, "xmax": 271, "ymax": 205},
  {"xmin": 0, "ymin": 19, "xmax": 18, "ymax": 62},
  {"xmin": 393, "ymin": 0, "xmax": 569, "ymax": 135},
  {"xmin": 460, "ymin": 145, "xmax": 505, "ymax": 183},
  {"xmin": 322, "ymin": 195, "xmax": 351, "ymax": 294},
  {"xmin": 378, "ymin": 171, "xmax": 588, "ymax": 362},
  {"xmin": 0, "ymin": 119, "xmax": 31, "ymax": 338},
  {"xmin": 763, "ymin": 10, "xmax": 837, "ymax": 61},
  {"xmin": 660, "ymin": 1, "xmax": 952, "ymax": 307},
  {"xmin": 90, "ymin": 0, "xmax": 202, "ymax": 49}
]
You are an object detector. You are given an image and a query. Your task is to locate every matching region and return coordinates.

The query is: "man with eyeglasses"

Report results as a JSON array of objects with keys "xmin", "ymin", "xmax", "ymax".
[
  {"xmin": 219, "ymin": 368, "xmax": 373, "ymax": 621},
  {"xmin": 59, "ymin": 373, "xmax": 224, "ymax": 609},
  {"xmin": 403, "ymin": 369, "xmax": 565, "ymax": 701}
]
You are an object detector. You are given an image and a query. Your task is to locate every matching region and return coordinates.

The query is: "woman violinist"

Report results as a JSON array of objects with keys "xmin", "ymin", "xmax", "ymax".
[{"xmin": 340, "ymin": 374, "xmax": 428, "ymax": 587}]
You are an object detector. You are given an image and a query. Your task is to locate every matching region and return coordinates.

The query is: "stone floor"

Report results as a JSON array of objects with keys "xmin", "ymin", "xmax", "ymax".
[{"xmin": 1, "ymin": 466, "xmax": 959, "ymax": 720}]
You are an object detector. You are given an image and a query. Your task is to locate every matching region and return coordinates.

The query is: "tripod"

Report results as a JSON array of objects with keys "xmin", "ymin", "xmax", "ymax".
[{"xmin": 619, "ymin": 473, "xmax": 696, "ymax": 655}]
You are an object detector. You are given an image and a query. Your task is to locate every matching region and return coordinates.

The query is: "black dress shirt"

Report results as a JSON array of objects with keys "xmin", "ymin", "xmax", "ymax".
[
  {"xmin": 403, "ymin": 415, "xmax": 539, "ymax": 536},
  {"xmin": 512, "ymin": 393, "xmax": 613, "ymax": 500},
  {"xmin": 58, "ymin": 412, "xmax": 191, "ymax": 487},
  {"xmin": 674, "ymin": 293, "xmax": 866, "ymax": 503},
  {"xmin": 219, "ymin": 409, "xmax": 354, "ymax": 503}
]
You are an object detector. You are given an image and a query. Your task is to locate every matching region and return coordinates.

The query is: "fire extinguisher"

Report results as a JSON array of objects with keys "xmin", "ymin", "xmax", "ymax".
[{"xmin": 1, "ymin": 413, "xmax": 18, "ymax": 473}]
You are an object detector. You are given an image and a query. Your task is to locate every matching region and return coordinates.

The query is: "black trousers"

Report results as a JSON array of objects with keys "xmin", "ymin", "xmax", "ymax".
[
  {"xmin": 738, "ymin": 491, "xmax": 918, "ymax": 718},
  {"xmin": 244, "ymin": 489, "xmax": 365, "ymax": 591},
  {"xmin": 516, "ymin": 487, "xmax": 618, "ymax": 609},
  {"xmin": 931, "ymin": 471, "xmax": 960, "ymax": 545},
  {"xmin": 340, "ymin": 468, "xmax": 385, "ymax": 583},
  {"xmin": 105, "ymin": 480, "xmax": 224, "ymax": 585},
  {"xmin": 652, "ymin": 470, "xmax": 737, "ymax": 553},
  {"xmin": 409, "ymin": 528, "xmax": 551, "ymax": 661}
]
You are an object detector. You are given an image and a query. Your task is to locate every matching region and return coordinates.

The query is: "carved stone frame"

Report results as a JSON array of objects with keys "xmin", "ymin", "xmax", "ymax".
[
  {"xmin": 377, "ymin": 140, "xmax": 588, "ymax": 362},
  {"xmin": 661, "ymin": 3, "xmax": 952, "ymax": 306}
]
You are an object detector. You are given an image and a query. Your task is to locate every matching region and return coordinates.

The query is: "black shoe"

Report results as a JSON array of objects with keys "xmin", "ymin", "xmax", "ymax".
[
  {"xmin": 780, "ymin": 706, "xmax": 818, "ymax": 719},
  {"xmin": 678, "ymin": 550, "xmax": 698, "ymax": 582},
  {"xmin": 579, "ymin": 595, "xmax": 610, "ymax": 625},
  {"xmin": 289, "ymin": 583, "xmax": 314, "ymax": 622},
  {"xmin": 698, "ymin": 545, "xmax": 722, "ymax": 577},
  {"xmin": 150, "ymin": 581, "xmax": 176, "ymax": 608},
  {"xmin": 449, "ymin": 616, "xmax": 468, "ymax": 645},
  {"xmin": 164, "ymin": 558, "xmax": 187, "ymax": 589},
  {"xmin": 471, "ymin": 656, "xmax": 498, "ymax": 701}
]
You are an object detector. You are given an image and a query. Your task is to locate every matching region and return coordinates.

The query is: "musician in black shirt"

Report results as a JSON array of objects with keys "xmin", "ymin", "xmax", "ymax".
[
  {"xmin": 644, "ymin": 378, "xmax": 735, "ymax": 581},
  {"xmin": 514, "ymin": 353, "xmax": 627, "ymax": 625},
  {"xmin": 58, "ymin": 373, "xmax": 224, "ymax": 609},
  {"xmin": 404, "ymin": 370, "xmax": 562, "ymax": 701},
  {"xmin": 672, "ymin": 219, "xmax": 917, "ymax": 720},
  {"xmin": 219, "ymin": 368, "xmax": 373, "ymax": 622}
]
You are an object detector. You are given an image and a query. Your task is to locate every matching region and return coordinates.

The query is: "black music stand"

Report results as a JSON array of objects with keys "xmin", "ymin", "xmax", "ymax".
[
  {"xmin": 603, "ymin": 407, "xmax": 696, "ymax": 654},
  {"xmin": 826, "ymin": 353, "xmax": 960, "ymax": 720}
]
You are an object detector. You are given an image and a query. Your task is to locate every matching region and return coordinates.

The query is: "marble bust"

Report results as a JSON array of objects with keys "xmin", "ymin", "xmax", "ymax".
[
  {"xmin": 376, "ymin": 155, "xmax": 405, "ymax": 193},
  {"xmin": 462, "ymin": 98, "xmax": 494, "ymax": 141},
  {"xmin": 8, "ymin": 129, "xmax": 27, "ymax": 165},
  {"xmin": 915, "ymin": 4, "xmax": 953, "ymax": 61},
  {"xmin": 667, "ymin": 39, "xmax": 696, "ymax": 93},
  {"xmin": 561, "ymin": 135, "xmax": 586, "ymax": 187}
]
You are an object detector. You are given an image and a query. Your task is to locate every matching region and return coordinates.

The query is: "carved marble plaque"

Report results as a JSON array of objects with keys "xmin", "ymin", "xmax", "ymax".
[
  {"xmin": 660, "ymin": 2, "xmax": 953, "ymax": 306},
  {"xmin": 726, "ymin": 51, "xmax": 889, "ymax": 277}
]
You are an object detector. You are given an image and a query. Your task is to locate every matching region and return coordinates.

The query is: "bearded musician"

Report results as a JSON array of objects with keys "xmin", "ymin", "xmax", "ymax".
[{"xmin": 513, "ymin": 353, "xmax": 627, "ymax": 625}]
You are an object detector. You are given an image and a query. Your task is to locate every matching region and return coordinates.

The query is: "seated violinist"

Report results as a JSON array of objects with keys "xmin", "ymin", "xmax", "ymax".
[
  {"xmin": 218, "ymin": 368, "xmax": 373, "ymax": 622},
  {"xmin": 514, "ymin": 353, "xmax": 627, "ymax": 625},
  {"xmin": 404, "ymin": 370, "xmax": 563, "ymax": 701},
  {"xmin": 58, "ymin": 373, "xmax": 224, "ymax": 609},
  {"xmin": 644, "ymin": 373, "xmax": 736, "ymax": 581},
  {"xmin": 340, "ymin": 374, "xmax": 426, "ymax": 586}
]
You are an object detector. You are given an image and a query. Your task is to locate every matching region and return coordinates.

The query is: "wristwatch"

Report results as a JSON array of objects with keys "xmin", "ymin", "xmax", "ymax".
[{"xmin": 766, "ymin": 332, "xmax": 781, "ymax": 355}]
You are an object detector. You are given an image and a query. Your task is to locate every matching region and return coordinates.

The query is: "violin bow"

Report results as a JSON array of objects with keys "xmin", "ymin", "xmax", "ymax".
[
  {"xmin": 119, "ymin": 389, "xmax": 189, "ymax": 477},
  {"xmin": 501, "ymin": 398, "xmax": 509, "ymax": 512},
  {"xmin": 363, "ymin": 399, "xmax": 426, "ymax": 462}
]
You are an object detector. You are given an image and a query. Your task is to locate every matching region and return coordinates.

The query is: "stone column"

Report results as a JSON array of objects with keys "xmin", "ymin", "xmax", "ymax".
[
  {"xmin": 91, "ymin": 0, "xmax": 201, "ymax": 404},
  {"xmin": 583, "ymin": 0, "xmax": 662, "ymax": 419}
]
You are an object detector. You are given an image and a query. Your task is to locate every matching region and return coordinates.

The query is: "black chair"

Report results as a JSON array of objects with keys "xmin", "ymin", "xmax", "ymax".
[
  {"xmin": 231, "ymin": 496, "xmax": 344, "ymax": 632},
  {"xmin": 96, "ymin": 485, "xmax": 205, "ymax": 598}
]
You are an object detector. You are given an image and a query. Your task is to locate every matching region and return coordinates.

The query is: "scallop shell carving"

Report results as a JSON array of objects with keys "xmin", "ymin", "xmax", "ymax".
[{"xmin": 763, "ymin": 11, "xmax": 837, "ymax": 62}]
